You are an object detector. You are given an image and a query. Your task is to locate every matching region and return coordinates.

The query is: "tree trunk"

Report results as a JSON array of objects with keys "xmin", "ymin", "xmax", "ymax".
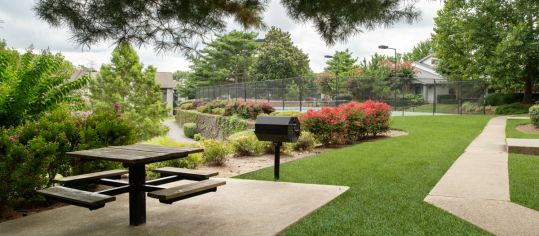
[{"xmin": 523, "ymin": 76, "xmax": 533, "ymax": 104}]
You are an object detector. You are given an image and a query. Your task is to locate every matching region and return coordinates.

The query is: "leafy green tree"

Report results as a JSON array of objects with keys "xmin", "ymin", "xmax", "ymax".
[
  {"xmin": 319, "ymin": 49, "xmax": 360, "ymax": 97},
  {"xmin": 433, "ymin": 0, "xmax": 539, "ymax": 103},
  {"xmin": 35, "ymin": 0, "xmax": 419, "ymax": 52},
  {"xmin": 189, "ymin": 31, "xmax": 258, "ymax": 85},
  {"xmin": 0, "ymin": 44, "xmax": 85, "ymax": 128},
  {"xmin": 251, "ymin": 27, "xmax": 310, "ymax": 81},
  {"xmin": 349, "ymin": 54, "xmax": 392, "ymax": 99},
  {"xmin": 402, "ymin": 39, "xmax": 433, "ymax": 62},
  {"xmin": 90, "ymin": 42, "xmax": 167, "ymax": 140}
]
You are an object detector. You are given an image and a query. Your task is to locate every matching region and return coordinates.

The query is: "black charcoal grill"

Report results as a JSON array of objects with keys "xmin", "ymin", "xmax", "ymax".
[{"xmin": 254, "ymin": 116, "xmax": 300, "ymax": 180}]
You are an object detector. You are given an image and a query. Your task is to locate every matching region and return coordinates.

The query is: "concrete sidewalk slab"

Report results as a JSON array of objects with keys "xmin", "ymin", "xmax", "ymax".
[
  {"xmin": 425, "ymin": 196, "xmax": 539, "ymax": 236},
  {"xmin": 507, "ymin": 116, "xmax": 530, "ymax": 120},
  {"xmin": 507, "ymin": 138, "xmax": 539, "ymax": 155},
  {"xmin": 425, "ymin": 116, "xmax": 539, "ymax": 235},
  {"xmin": 0, "ymin": 178, "xmax": 348, "ymax": 236}
]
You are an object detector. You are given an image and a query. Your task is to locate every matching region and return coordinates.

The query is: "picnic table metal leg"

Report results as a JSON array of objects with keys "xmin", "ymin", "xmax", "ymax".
[{"xmin": 129, "ymin": 164, "xmax": 146, "ymax": 226}]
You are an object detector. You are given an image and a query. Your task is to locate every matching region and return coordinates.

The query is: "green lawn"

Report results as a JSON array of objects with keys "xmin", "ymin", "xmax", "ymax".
[
  {"xmin": 505, "ymin": 119, "xmax": 539, "ymax": 139},
  {"xmin": 406, "ymin": 103, "xmax": 458, "ymax": 114},
  {"xmin": 236, "ymin": 116, "xmax": 491, "ymax": 235},
  {"xmin": 509, "ymin": 153, "xmax": 539, "ymax": 211}
]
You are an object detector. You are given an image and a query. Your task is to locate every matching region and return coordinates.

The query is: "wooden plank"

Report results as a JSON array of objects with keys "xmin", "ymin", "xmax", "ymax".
[
  {"xmin": 67, "ymin": 146, "xmax": 202, "ymax": 165},
  {"xmin": 153, "ymin": 167, "xmax": 218, "ymax": 180},
  {"xmin": 110, "ymin": 144, "xmax": 202, "ymax": 154},
  {"xmin": 37, "ymin": 186, "xmax": 115, "ymax": 210},
  {"xmin": 148, "ymin": 180, "xmax": 226, "ymax": 201},
  {"xmin": 54, "ymin": 169, "xmax": 128, "ymax": 184}
]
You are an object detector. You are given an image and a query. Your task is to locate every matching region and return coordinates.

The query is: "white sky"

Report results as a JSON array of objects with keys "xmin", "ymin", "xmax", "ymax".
[{"xmin": 0, "ymin": 0, "xmax": 443, "ymax": 73}]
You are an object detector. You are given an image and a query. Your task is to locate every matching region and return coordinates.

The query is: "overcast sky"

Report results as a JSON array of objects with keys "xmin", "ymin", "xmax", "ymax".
[{"xmin": 0, "ymin": 0, "xmax": 443, "ymax": 73}]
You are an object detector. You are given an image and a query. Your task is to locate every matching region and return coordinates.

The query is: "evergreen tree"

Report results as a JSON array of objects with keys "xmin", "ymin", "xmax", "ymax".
[
  {"xmin": 251, "ymin": 27, "xmax": 311, "ymax": 81},
  {"xmin": 36, "ymin": 0, "xmax": 419, "ymax": 52},
  {"xmin": 324, "ymin": 49, "xmax": 359, "ymax": 77},
  {"xmin": 90, "ymin": 42, "xmax": 167, "ymax": 140},
  {"xmin": 189, "ymin": 31, "xmax": 258, "ymax": 85}
]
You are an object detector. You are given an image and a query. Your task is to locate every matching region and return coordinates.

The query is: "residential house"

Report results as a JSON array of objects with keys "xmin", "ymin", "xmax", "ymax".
[
  {"xmin": 155, "ymin": 72, "xmax": 178, "ymax": 116},
  {"xmin": 411, "ymin": 55, "xmax": 451, "ymax": 103}
]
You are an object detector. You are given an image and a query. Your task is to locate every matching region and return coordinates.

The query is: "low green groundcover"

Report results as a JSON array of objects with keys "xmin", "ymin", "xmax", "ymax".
[
  {"xmin": 509, "ymin": 154, "xmax": 539, "ymax": 212},
  {"xmin": 236, "ymin": 116, "xmax": 491, "ymax": 235}
]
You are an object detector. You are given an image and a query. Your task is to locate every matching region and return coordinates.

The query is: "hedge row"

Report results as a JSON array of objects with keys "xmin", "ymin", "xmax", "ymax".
[{"xmin": 175, "ymin": 109, "xmax": 254, "ymax": 140}]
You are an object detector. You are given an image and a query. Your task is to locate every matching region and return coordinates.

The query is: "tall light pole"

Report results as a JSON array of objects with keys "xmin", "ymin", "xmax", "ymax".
[
  {"xmin": 324, "ymin": 55, "xmax": 339, "ymax": 106},
  {"xmin": 379, "ymin": 45, "xmax": 399, "ymax": 113},
  {"xmin": 378, "ymin": 45, "xmax": 397, "ymax": 78}
]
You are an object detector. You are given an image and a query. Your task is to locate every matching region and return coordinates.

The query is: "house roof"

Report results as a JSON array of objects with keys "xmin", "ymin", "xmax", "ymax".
[
  {"xmin": 155, "ymin": 72, "xmax": 177, "ymax": 89},
  {"xmin": 412, "ymin": 54, "xmax": 446, "ymax": 85}
]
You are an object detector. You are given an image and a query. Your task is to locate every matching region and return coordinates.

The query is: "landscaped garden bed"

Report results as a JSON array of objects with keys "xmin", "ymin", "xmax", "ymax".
[{"xmin": 237, "ymin": 115, "xmax": 493, "ymax": 235}]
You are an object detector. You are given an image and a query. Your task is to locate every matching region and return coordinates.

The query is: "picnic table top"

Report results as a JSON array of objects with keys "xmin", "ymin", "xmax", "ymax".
[{"xmin": 66, "ymin": 144, "xmax": 203, "ymax": 165}]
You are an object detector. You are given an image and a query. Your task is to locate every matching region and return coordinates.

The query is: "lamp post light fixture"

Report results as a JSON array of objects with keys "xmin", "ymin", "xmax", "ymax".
[
  {"xmin": 324, "ymin": 55, "xmax": 340, "ymax": 106},
  {"xmin": 378, "ymin": 45, "xmax": 402, "ymax": 115},
  {"xmin": 378, "ymin": 45, "xmax": 397, "ymax": 78}
]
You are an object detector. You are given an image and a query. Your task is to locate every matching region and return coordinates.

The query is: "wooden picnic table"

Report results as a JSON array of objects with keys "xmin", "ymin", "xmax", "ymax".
[{"xmin": 66, "ymin": 144, "xmax": 203, "ymax": 226}]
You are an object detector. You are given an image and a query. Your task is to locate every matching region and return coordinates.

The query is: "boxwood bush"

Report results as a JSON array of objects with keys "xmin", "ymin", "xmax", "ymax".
[
  {"xmin": 183, "ymin": 123, "xmax": 198, "ymax": 138},
  {"xmin": 0, "ymin": 107, "xmax": 136, "ymax": 205},
  {"xmin": 495, "ymin": 103, "xmax": 531, "ymax": 115},
  {"xmin": 201, "ymin": 139, "xmax": 231, "ymax": 165},
  {"xmin": 530, "ymin": 105, "xmax": 539, "ymax": 127},
  {"xmin": 228, "ymin": 130, "xmax": 266, "ymax": 156},
  {"xmin": 293, "ymin": 131, "xmax": 317, "ymax": 151}
]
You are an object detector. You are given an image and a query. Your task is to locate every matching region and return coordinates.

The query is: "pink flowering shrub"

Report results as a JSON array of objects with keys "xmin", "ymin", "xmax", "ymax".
[
  {"xmin": 224, "ymin": 101, "xmax": 275, "ymax": 119},
  {"xmin": 299, "ymin": 100, "xmax": 391, "ymax": 145}
]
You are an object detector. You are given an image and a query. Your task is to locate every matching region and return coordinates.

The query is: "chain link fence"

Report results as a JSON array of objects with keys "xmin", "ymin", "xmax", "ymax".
[{"xmin": 195, "ymin": 76, "xmax": 488, "ymax": 115}]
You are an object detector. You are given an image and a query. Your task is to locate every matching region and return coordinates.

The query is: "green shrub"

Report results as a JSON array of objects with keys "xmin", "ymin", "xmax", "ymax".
[
  {"xmin": 265, "ymin": 142, "xmax": 293, "ymax": 155},
  {"xmin": 143, "ymin": 137, "xmax": 204, "ymax": 178},
  {"xmin": 229, "ymin": 130, "xmax": 266, "ymax": 156},
  {"xmin": 180, "ymin": 102, "xmax": 194, "ymax": 110},
  {"xmin": 0, "ymin": 107, "xmax": 136, "ymax": 205},
  {"xmin": 211, "ymin": 108, "xmax": 225, "ymax": 115},
  {"xmin": 495, "ymin": 103, "xmax": 531, "ymax": 115},
  {"xmin": 404, "ymin": 94, "xmax": 423, "ymax": 106},
  {"xmin": 224, "ymin": 101, "xmax": 275, "ymax": 119},
  {"xmin": 293, "ymin": 131, "xmax": 317, "ymax": 151},
  {"xmin": 201, "ymin": 139, "xmax": 231, "ymax": 165},
  {"xmin": 175, "ymin": 109, "xmax": 198, "ymax": 126},
  {"xmin": 219, "ymin": 115, "xmax": 249, "ymax": 137},
  {"xmin": 183, "ymin": 123, "xmax": 198, "ymax": 138},
  {"xmin": 485, "ymin": 93, "xmax": 522, "ymax": 106},
  {"xmin": 461, "ymin": 101, "xmax": 496, "ymax": 114},
  {"xmin": 530, "ymin": 105, "xmax": 539, "ymax": 127},
  {"xmin": 196, "ymin": 105, "xmax": 209, "ymax": 113},
  {"xmin": 193, "ymin": 133, "xmax": 203, "ymax": 141},
  {"xmin": 461, "ymin": 102, "xmax": 482, "ymax": 113}
]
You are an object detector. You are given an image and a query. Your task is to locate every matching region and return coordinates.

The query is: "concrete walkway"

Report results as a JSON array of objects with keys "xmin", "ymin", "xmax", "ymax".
[
  {"xmin": 162, "ymin": 119, "xmax": 196, "ymax": 143},
  {"xmin": 425, "ymin": 116, "xmax": 539, "ymax": 235},
  {"xmin": 0, "ymin": 178, "xmax": 348, "ymax": 236}
]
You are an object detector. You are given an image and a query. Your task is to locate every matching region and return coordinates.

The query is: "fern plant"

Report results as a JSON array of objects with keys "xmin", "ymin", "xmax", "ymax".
[{"xmin": 0, "ymin": 47, "xmax": 87, "ymax": 127}]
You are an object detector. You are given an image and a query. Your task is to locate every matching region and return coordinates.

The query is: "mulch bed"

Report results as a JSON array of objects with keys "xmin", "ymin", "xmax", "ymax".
[{"xmin": 516, "ymin": 124, "xmax": 539, "ymax": 134}]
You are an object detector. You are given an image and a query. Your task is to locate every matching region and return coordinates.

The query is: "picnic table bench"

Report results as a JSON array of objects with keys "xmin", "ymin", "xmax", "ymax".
[{"xmin": 37, "ymin": 144, "xmax": 225, "ymax": 226}]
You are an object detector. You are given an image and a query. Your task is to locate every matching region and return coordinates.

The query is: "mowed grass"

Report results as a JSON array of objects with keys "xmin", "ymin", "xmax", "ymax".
[
  {"xmin": 236, "ymin": 116, "xmax": 491, "ymax": 235},
  {"xmin": 506, "ymin": 119, "xmax": 539, "ymax": 139},
  {"xmin": 406, "ymin": 103, "xmax": 458, "ymax": 114},
  {"xmin": 509, "ymin": 153, "xmax": 539, "ymax": 211}
]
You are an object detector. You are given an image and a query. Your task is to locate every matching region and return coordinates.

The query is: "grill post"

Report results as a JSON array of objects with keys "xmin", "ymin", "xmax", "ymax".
[{"xmin": 274, "ymin": 142, "xmax": 281, "ymax": 180}]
